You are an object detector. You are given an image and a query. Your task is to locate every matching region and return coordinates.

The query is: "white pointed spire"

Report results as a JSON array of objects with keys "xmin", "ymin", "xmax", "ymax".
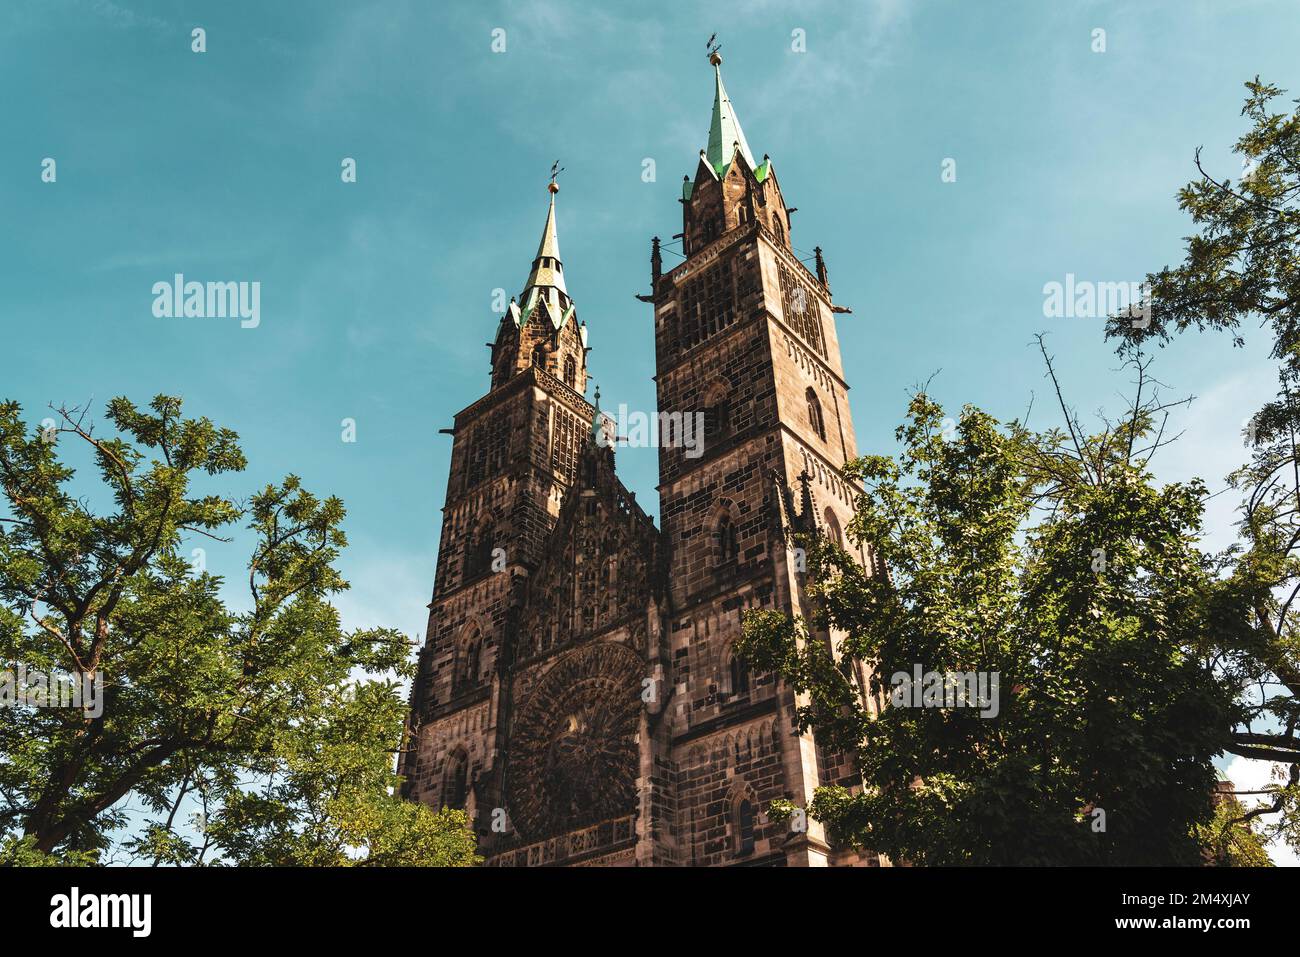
[{"xmin": 524, "ymin": 183, "xmax": 567, "ymax": 295}]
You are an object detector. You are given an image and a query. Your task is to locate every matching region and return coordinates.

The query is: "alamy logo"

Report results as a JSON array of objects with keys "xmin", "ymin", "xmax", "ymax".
[
  {"xmin": 1042, "ymin": 273, "xmax": 1150, "ymax": 328},
  {"xmin": 598, "ymin": 405, "xmax": 706, "ymax": 459},
  {"xmin": 152, "ymin": 274, "xmax": 261, "ymax": 328},
  {"xmin": 50, "ymin": 887, "xmax": 151, "ymax": 937},
  {"xmin": 889, "ymin": 665, "xmax": 1000, "ymax": 718},
  {"xmin": 1, "ymin": 664, "xmax": 103, "ymax": 718}
]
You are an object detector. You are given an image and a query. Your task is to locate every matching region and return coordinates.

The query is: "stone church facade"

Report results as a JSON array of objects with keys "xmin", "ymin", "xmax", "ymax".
[{"xmin": 399, "ymin": 53, "xmax": 881, "ymax": 867}]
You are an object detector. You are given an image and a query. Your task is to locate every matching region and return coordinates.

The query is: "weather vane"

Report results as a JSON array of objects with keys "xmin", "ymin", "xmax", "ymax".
[
  {"xmin": 549, "ymin": 159, "xmax": 565, "ymax": 193},
  {"xmin": 706, "ymin": 33, "xmax": 722, "ymax": 64}
]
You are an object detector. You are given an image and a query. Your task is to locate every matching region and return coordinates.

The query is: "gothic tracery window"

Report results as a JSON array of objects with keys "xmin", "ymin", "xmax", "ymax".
[
  {"xmin": 779, "ymin": 263, "xmax": 826, "ymax": 356},
  {"xmin": 466, "ymin": 410, "xmax": 510, "ymax": 490},
  {"xmin": 551, "ymin": 408, "xmax": 580, "ymax": 480},
  {"xmin": 563, "ymin": 356, "xmax": 576, "ymax": 389},
  {"xmin": 505, "ymin": 643, "xmax": 643, "ymax": 837},
  {"xmin": 678, "ymin": 257, "xmax": 736, "ymax": 350}
]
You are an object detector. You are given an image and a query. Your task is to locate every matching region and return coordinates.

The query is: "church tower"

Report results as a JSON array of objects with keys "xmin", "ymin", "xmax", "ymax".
[
  {"xmin": 400, "ymin": 179, "xmax": 601, "ymax": 820},
  {"xmin": 403, "ymin": 48, "xmax": 878, "ymax": 867},
  {"xmin": 650, "ymin": 48, "xmax": 877, "ymax": 866},
  {"xmin": 402, "ymin": 180, "xmax": 671, "ymax": 866}
]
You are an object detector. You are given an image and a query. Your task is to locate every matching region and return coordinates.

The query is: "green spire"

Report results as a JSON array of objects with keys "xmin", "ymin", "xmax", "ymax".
[{"xmin": 706, "ymin": 56, "xmax": 756, "ymax": 176}]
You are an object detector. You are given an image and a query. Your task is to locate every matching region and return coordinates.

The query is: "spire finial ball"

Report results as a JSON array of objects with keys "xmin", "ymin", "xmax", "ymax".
[
  {"xmin": 548, "ymin": 181, "xmax": 559, "ymax": 194},
  {"xmin": 709, "ymin": 51, "xmax": 722, "ymax": 66}
]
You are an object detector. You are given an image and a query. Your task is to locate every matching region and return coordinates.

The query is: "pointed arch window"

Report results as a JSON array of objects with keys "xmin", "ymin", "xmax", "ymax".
[
  {"xmin": 600, "ymin": 540, "xmax": 619, "ymax": 590},
  {"xmin": 729, "ymin": 649, "xmax": 751, "ymax": 697},
  {"xmin": 462, "ymin": 532, "xmax": 477, "ymax": 579},
  {"xmin": 824, "ymin": 508, "xmax": 843, "ymax": 547},
  {"xmin": 466, "ymin": 639, "xmax": 481, "ymax": 685},
  {"xmin": 736, "ymin": 798, "xmax": 756, "ymax": 856},
  {"xmin": 443, "ymin": 751, "xmax": 469, "ymax": 810},
  {"xmin": 464, "ymin": 525, "xmax": 494, "ymax": 580},
  {"xmin": 717, "ymin": 512, "xmax": 739, "ymax": 565},
  {"xmin": 700, "ymin": 213, "xmax": 724, "ymax": 246},
  {"xmin": 563, "ymin": 356, "xmax": 576, "ymax": 389},
  {"xmin": 703, "ymin": 379, "xmax": 731, "ymax": 440},
  {"xmin": 773, "ymin": 217, "xmax": 785, "ymax": 245},
  {"xmin": 455, "ymin": 627, "xmax": 482, "ymax": 694},
  {"xmin": 703, "ymin": 401, "xmax": 729, "ymax": 438},
  {"xmin": 531, "ymin": 344, "xmax": 546, "ymax": 370},
  {"xmin": 806, "ymin": 388, "xmax": 826, "ymax": 441}
]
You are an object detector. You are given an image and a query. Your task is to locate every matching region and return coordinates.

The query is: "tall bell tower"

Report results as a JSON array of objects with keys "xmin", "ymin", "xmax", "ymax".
[
  {"xmin": 400, "ymin": 178, "xmax": 598, "ymax": 821},
  {"xmin": 651, "ymin": 47, "xmax": 878, "ymax": 866},
  {"xmin": 403, "ymin": 47, "xmax": 879, "ymax": 867}
]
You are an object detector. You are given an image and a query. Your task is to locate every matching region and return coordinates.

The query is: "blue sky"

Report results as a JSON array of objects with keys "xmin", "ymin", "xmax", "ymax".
[{"xmin": 4, "ymin": 0, "xmax": 1299, "ymax": 860}]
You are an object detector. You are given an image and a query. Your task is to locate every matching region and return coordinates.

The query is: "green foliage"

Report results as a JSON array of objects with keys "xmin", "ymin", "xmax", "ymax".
[
  {"xmin": 0, "ymin": 834, "xmax": 97, "ymax": 866},
  {"xmin": 1103, "ymin": 78, "xmax": 1300, "ymax": 854},
  {"xmin": 739, "ymin": 386, "xmax": 1236, "ymax": 865},
  {"xmin": 0, "ymin": 396, "xmax": 478, "ymax": 866},
  {"xmin": 1106, "ymin": 79, "xmax": 1300, "ymax": 373},
  {"xmin": 1196, "ymin": 795, "xmax": 1274, "ymax": 867}
]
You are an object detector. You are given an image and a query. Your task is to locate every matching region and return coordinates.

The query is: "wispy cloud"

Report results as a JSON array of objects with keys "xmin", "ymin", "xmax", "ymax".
[{"xmin": 84, "ymin": 0, "xmax": 170, "ymax": 34}]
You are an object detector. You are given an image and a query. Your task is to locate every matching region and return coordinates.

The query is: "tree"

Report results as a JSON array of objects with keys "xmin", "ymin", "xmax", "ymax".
[
  {"xmin": 0, "ymin": 396, "xmax": 478, "ymax": 866},
  {"xmin": 738, "ymin": 355, "xmax": 1239, "ymax": 865},
  {"xmin": 1196, "ymin": 786, "xmax": 1274, "ymax": 867},
  {"xmin": 1103, "ymin": 77, "xmax": 1300, "ymax": 853}
]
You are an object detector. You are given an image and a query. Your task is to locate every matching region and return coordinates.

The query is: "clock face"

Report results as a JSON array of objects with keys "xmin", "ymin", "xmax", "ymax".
[{"xmin": 507, "ymin": 642, "xmax": 643, "ymax": 839}]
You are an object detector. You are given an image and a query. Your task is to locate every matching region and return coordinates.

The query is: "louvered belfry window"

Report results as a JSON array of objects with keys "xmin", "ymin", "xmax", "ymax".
[{"xmin": 779, "ymin": 262, "xmax": 825, "ymax": 356}]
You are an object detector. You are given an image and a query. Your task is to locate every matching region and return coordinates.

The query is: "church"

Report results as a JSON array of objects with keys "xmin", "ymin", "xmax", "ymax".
[{"xmin": 398, "ymin": 49, "xmax": 880, "ymax": 867}]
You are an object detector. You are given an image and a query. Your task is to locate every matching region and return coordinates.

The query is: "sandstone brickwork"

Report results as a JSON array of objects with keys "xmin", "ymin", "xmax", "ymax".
[{"xmin": 400, "ymin": 58, "xmax": 882, "ymax": 867}]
